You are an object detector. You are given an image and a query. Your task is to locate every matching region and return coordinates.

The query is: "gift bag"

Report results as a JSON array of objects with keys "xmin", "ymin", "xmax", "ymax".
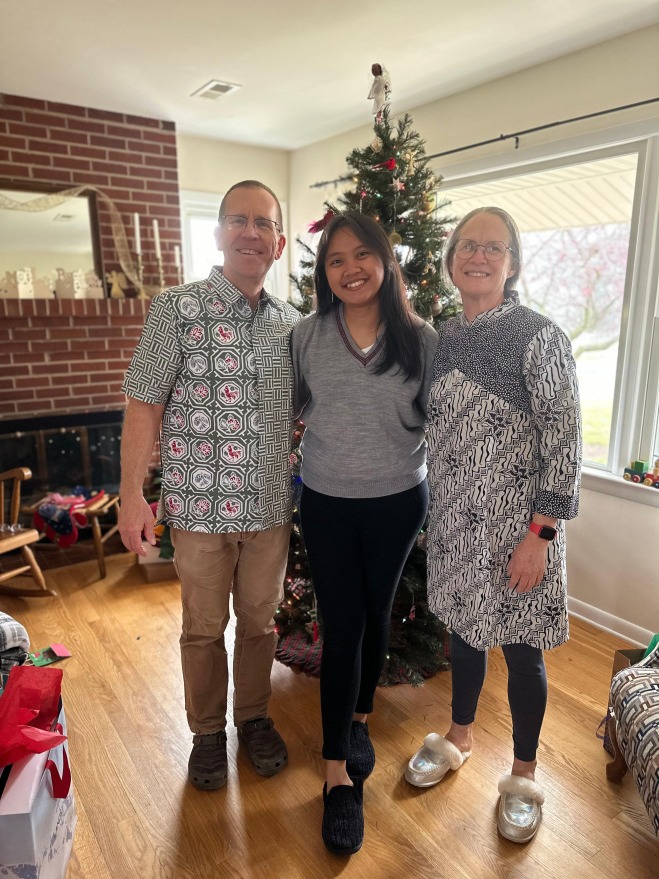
[{"xmin": 0, "ymin": 668, "xmax": 76, "ymax": 879}]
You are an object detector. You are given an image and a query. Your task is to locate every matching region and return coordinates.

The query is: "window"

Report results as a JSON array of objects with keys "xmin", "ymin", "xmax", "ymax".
[
  {"xmin": 179, "ymin": 190, "xmax": 289, "ymax": 300},
  {"xmin": 435, "ymin": 121, "xmax": 659, "ymax": 494}
]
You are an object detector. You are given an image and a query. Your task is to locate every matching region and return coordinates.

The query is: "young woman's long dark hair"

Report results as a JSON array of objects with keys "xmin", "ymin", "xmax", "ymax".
[{"xmin": 313, "ymin": 213, "xmax": 424, "ymax": 381}]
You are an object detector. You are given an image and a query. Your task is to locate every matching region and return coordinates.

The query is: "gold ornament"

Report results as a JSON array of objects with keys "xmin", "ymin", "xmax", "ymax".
[
  {"xmin": 404, "ymin": 150, "xmax": 416, "ymax": 176},
  {"xmin": 421, "ymin": 192, "xmax": 436, "ymax": 214},
  {"xmin": 389, "ymin": 231, "xmax": 402, "ymax": 246},
  {"xmin": 371, "ymin": 136, "xmax": 383, "ymax": 152}
]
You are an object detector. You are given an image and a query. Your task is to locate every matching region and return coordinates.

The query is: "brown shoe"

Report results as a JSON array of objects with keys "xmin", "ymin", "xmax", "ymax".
[
  {"xmin": 238, "ymin": 717, "xmax": 288, "ymax": 777},
  {"xmin": 188, "ymin": 732, "xmax": 228, "ymax": 790}
]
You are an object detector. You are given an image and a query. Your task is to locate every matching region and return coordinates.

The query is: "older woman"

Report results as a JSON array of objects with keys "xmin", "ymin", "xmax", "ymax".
[{"xmin": 405, "ymin": 207, "xmax": 581, "ymax": 844}]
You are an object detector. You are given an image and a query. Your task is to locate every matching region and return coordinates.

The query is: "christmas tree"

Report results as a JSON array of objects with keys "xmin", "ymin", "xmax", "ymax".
[
  {"xmin": 277, "ymin": 94, "xmax": 455, "ymax": 686},
  {"xmin": 290, "ymin": 104, "xmax": 460, "ymax": 325}
]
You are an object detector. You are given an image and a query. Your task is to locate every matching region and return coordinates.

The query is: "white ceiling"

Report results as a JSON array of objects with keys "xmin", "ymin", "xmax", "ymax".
[{"xmin": 2, "ymin": 1, "xmax": 658, "ymax": 150}]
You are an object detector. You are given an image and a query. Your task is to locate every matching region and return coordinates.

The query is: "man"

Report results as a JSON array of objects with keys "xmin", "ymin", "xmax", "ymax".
[{"xmin": 119, "ymin": 180, "xmax": 300, "ymax": 790}]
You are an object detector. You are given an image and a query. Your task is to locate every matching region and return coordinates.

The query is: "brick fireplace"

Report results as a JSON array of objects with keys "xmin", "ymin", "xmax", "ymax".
[
  {"xmin": 0, "ymin": 297, "xmax": 155, "ymax": 499},
  {"xmin": 0, "ymin": 93, "xmax": 175, "ymax": 492}
]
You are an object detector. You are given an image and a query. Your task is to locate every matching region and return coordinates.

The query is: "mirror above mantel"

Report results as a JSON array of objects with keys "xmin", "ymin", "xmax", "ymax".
[{"xmin": 0, "ymin": 182, "xmax": 106, "ymax": 298}]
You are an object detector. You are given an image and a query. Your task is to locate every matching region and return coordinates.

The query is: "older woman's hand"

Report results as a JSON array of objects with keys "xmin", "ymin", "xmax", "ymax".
[{"xmin": 506, "ymin": 534, "xmax": 550, "ymax": 593}]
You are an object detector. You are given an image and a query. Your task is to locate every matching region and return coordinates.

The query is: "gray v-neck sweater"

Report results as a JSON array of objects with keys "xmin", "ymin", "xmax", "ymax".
[{"xmin": 291, "ymin": 306, "xmax": 439, "ymax": 498}]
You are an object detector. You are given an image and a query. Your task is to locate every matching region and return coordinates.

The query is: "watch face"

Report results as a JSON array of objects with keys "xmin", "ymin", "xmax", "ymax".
[{"xmin": 530, "ymin": 522, "xmax": 557, "ymax": 540}]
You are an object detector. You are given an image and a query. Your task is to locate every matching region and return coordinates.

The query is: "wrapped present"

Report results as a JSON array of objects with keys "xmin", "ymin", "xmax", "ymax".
[{"xmin": 0, "ymin": 672, "xmax": 76, "ymax": 878}]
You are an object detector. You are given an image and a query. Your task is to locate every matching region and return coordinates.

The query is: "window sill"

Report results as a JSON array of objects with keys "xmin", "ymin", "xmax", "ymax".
[{"xmin": 581, "ymin": 466, "xmax": 659, "ymax": 508}]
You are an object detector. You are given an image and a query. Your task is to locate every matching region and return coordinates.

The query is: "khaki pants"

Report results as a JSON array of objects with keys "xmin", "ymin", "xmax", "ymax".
[{"xmin": 171, "ymin": 524, "xmax": 290, "ymax": 735}]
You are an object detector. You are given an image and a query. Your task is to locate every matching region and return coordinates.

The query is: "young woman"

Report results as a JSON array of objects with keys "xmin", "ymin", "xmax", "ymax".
[{"xmin": 291, "ymin": 212, "xmax": 438, "ymax": 855}]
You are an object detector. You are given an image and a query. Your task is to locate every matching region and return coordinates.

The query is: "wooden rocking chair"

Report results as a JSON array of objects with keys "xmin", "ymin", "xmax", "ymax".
[{"xmin": 0, "ymin": 467, "xmax": 54, "ymax": 597}]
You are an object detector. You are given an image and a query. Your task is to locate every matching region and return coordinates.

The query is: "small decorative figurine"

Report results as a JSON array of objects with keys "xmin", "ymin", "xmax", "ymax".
[{"xmin": 368, "ymin": 63, "xmax": 391, "ymax": 121}]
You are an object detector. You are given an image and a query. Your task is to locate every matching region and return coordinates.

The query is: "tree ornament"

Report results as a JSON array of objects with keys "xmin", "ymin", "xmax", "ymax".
[
  {"xmin": 389, "ymin": 231, "xmax": 402, "ymax": 246},
  {"xmin": 373, "ymin": 157, "xmax": 397, "ymax": 171},
  {"xmin": 404, "ymin": 150, "xmax": 416, "ymax": 176},
  {"xmin": 308, "ymin": 210, "xmax": 334, "ymax": 233},
  {"xmin": 422, "ymin": 191, "xmax": 436, "ymax": 213},
  {"xmin": 431, "ymin": 296, "xmax": 443, "ymax": 316},
  {"xmin": 368, "ymin": 63, "xmax": 391, "ymax": 121},
  {"xmin": 390, "ymin": 179, "xmax": 405, "ymax": 192},
  {"xmin": 371, "ymin": 136, "xmax": 383, "ymax": 152}
]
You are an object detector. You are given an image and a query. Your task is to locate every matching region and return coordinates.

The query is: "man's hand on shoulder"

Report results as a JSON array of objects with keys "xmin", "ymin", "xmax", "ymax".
[{"xmin": 119, "ymin": 494, "xmax": 157, "ymax": 557}]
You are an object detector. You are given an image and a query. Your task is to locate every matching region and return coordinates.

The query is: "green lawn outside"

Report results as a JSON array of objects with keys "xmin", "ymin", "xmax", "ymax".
[{"xmin": 581, "ymin": 401, "xmax": 612, "ymax": 466}]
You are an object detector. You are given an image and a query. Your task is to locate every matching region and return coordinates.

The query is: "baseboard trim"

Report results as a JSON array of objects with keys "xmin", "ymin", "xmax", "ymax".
[{"xmin": 568, "ymin": 597, "xmax": 652, "ymax": 647}]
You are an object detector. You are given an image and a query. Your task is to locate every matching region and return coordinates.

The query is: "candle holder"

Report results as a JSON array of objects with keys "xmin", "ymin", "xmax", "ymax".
[
  {"xmin": 156, "ymin": 256, "xmax": 165, "ymax": 293},
  {"xmin": 135, "ymin": 253, "xmax": 148, "ymax": 299}
]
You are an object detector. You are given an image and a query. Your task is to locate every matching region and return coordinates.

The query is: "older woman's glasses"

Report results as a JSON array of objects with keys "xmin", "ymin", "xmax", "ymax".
[
  {"xmin": 454, "ymin": 239, "xmax": 513, "ymax": 261},
  {"xmin": 221, "ymin": 214, "xmax": 281, "ymax": 234}
]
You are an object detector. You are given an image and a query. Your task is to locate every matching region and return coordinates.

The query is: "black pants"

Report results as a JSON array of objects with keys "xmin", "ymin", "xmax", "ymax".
[
  {"xmin": 450, "ymin": 631, "xmax": 547, "ymax": 762},
  {"xmin": 300, "ymin": 482, "xmax": 428, "ymax": 761}
]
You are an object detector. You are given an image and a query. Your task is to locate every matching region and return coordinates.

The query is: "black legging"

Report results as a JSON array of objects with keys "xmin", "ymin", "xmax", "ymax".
[
  {"xmin": 450, "ymin": 631, "xmax": 547, "ymax": 762},
  {"xmin": 300, "ymin": 481, "xmax": 428, "ymax": 761}
]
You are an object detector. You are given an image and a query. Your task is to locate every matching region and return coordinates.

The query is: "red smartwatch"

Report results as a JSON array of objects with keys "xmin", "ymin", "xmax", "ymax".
[{"xmin": 529, "ymin": 521, "xmax": 557, "ymax": 541}]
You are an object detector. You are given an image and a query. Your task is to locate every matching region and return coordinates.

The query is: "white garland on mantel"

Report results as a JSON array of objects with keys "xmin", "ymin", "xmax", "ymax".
[{"xmin": 0, "ymin": 185, "xmax": 151, "ymax": 293}]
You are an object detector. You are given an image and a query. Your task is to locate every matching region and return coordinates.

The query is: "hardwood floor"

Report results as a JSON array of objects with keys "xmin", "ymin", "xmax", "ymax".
[{"xmin": 2, "ymin": 554, "xmax": 656, "ymax": 878}]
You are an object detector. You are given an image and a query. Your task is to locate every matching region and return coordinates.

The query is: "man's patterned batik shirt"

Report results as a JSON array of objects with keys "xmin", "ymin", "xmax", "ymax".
[{"xmin": 122, "ymin": 266, "xmax": 301, "ymax": 533}]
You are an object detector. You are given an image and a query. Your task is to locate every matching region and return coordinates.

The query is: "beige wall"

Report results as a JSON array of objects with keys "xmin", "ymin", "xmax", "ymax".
[
  {"xmin": 567, "ymin": 489, "xmax": 659, "ymax": 643},
  {"xmin": 177, "ymin": 134, "xmax": 289, "ymax": 203}
]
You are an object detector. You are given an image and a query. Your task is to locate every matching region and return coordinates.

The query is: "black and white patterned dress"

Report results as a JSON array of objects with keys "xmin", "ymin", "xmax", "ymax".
[{"xmin": 426, "ymin": 293, "xmax": 582, "ymax": 651}]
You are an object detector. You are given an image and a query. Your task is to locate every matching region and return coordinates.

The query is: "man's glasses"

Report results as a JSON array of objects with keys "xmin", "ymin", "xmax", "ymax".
[
  {"xmin": 454, "ymin": 239, "xmax": 514, "ymax": 262},
  {"xmin": 220, "ymin": 214, "xmax": 281, "ymax": 235}
]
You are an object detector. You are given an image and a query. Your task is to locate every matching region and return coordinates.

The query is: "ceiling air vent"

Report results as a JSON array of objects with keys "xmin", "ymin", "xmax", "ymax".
[{"xmin": 191, "ymin": 80, "xmax": 242, "ymax": 100}]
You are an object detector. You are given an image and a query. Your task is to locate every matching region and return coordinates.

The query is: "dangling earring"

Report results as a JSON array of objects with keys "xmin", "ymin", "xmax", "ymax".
[{"xmin": 332, "ymin": 292, "xmax": 335, "ymax": 304}]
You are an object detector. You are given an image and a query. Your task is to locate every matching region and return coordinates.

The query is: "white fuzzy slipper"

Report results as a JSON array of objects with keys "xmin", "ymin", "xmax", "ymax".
[
  {"xmin": 404, "ymin": 732, "xmax": 471, "ymax": 788},
  {"xmin": 497, "ymin": 774, "xmax": 544, "ymax": 843}
]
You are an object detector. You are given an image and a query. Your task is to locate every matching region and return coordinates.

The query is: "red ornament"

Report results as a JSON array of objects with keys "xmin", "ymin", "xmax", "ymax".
[
  {"xmin": 372, "ymin": 157, "xmax": 397, "ymax": 171},
  {"xmin": 360, "ymin": 190, "xmax": 367, "ymax": 199},
  {"xmin": 308, "ymin": 210, "xmax": 335, "ymax": 233}
]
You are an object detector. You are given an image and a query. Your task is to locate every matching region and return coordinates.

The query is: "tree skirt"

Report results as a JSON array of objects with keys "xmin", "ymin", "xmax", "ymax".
[
  {"xmin": 276, "ymin": 630, "xmax": 322, "ymax": 676},
  {"xmin": 276, "ymin": 631, "xmax": 451, "ymax": 685}
]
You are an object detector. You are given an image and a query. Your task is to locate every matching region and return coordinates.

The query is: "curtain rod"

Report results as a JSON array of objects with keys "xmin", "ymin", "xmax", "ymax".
[
  {"xmin": 427, "ymin": 97, "xmax": 659, "ymax": 160},
  {"xmin": 309, "ymin": 97, "xmax": 659, "ymax": 189}
]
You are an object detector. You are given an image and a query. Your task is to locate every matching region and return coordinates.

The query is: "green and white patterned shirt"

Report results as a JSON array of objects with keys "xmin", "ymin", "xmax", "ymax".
[{"xmin": 122, "ymin": 266, "xmax": 301, "ymax": 532}]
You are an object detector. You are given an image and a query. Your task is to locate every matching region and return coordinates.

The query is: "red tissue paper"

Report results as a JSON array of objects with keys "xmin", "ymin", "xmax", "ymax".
[{"xmin": 0, "ymin": 666, "xmax": 66, "ymax": 769}]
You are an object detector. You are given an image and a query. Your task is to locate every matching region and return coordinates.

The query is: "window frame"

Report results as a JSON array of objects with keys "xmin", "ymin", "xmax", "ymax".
[{"xmin": 435, "ymin": 117, "xmax": 659, "ymax": 507}]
